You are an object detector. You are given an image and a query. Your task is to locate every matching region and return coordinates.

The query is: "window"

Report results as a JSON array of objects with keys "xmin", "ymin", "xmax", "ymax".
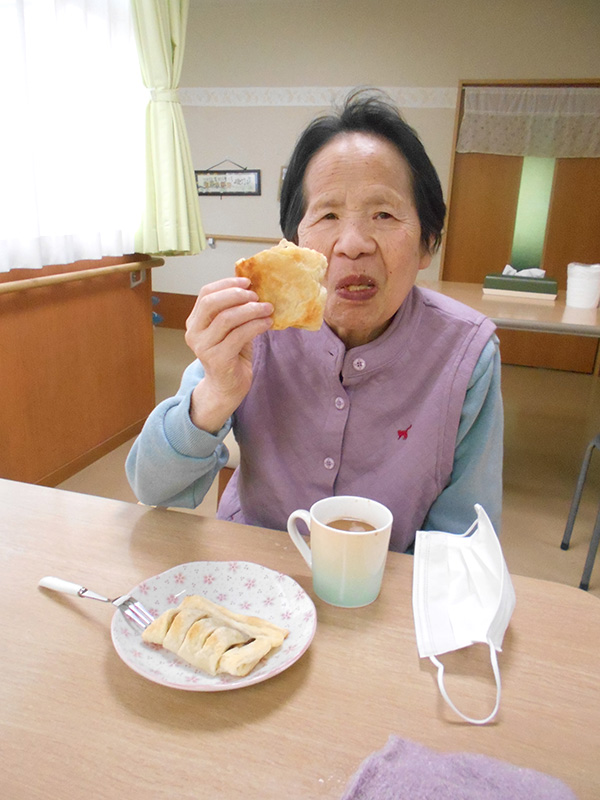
[{"xmin": 0, "ymin": 0, "xmax": 147, "ymax": 272}]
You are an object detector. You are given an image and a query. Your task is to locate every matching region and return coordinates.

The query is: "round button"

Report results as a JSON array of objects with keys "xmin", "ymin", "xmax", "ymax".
[
  {"xmin": 352, "ymin": 357, "xmax": 366, "ymax": 371},
  {"xmin": 323, "ymin": 457, "xmax": 335, "ymax": 470},
  {"xmin": 334, "ymin": 396, "xmax": 345, "ymax": 410}
]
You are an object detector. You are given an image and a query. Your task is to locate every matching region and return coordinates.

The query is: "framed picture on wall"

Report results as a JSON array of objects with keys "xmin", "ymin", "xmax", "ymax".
[{"xmin": 195, "ymin": 169, "xmax": 261, "ymax": 196}]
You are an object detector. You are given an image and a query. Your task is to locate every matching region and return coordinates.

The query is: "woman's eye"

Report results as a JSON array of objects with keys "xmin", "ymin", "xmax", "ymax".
[
  {"xmin": 322, "ymin": 212, "xmax": 337, "ymax": 220},
  {"xmin": 375, "ymin": 211, "xmax": 393, "ymax": 220}
]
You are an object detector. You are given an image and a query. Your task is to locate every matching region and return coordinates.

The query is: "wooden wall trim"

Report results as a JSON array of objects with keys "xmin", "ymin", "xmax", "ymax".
[
  {"xmin": 0, "ymin": 257, "xmax": 163, "ymax": 296},
  {"xmin": 458, "ymin": 78, "xmax": 600, "ymax": 88},
  {"xmin": 206, "ymin": 233, "xmax": 280, "ymax": 245},
  {"xmin": 0, "ymin": 253, "xmax": 156, "ymax": 284}
]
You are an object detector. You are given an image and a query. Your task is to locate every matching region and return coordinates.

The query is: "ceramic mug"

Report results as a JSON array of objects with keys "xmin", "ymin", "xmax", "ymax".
[{"xmin": 287, "ymin": 496, "xmax": 393, "ymax": 607}]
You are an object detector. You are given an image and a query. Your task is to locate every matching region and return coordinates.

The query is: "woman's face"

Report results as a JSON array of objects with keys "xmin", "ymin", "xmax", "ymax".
[{"xmin": 297, "ymin": 132, "xmax": 432, "ymax": 349}]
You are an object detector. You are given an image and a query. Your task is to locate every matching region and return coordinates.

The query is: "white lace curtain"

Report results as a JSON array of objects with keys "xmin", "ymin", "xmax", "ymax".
[
  {"xmin": 0, "ymin": 0, "xmax": 148, "ymax": 272},
  {"xmin": 456, "ymin": 86, "xmax": 600, "ymax": 158}
]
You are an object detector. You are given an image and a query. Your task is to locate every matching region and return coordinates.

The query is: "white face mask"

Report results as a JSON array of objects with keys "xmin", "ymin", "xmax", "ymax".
[{"xmin": 412, "ymin": 504, "xmax": 516, "ymax": 725}]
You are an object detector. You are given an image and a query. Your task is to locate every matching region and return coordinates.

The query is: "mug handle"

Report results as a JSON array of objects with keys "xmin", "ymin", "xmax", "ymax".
[{"xmin": 287, "ymin": 510, "xmax": 313, "ymax": 568}]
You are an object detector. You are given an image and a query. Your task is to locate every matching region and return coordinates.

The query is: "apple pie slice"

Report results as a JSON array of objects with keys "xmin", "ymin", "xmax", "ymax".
[
  {"xmin": 142, "ymin": 594, "xmax": 289, "ymax": 677},
  {"xmin": 235, "ymin": 239, "xmax": 327, "ymax": 331}
]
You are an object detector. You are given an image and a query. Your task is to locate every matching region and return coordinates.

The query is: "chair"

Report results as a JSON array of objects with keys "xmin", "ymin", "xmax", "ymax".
[
  {"xmin": 217, "ymin": 430, "xmax": 240, "ymax": 504},
  {"xmin": 560, "ymin": 433, "xmax": 600, "ymax": 591}
]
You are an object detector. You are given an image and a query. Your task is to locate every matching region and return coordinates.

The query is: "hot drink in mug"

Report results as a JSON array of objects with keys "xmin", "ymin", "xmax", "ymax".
[
  {"xmin": 326, "ymin": 517, "xmax": 377, "ymax": 532},
  {"xmin": 287, "ymin": 496, "xmax": 393, "ymax": 607}
]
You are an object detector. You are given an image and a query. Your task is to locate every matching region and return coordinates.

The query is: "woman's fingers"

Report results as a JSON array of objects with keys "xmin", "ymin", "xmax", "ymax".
[
  {"xmin": 181, "ymin": 278, "xmax": 276, "ymax": 431},
  {"xmin": 209, "ymin": 312, "xmax": 273, "ymax": 361},
  {"xmin": 188, "ymin": 279, "xmax": 256, "ymax": 326},
  {"xmin": 197, "ymin": 275, "xmax": 251, "ymax": 296},
  {"xmin": 186, "ymin": 294, "xmax": 272, "ymax": 354},
  {"xmin": 183, "ymin": 278, "xmax": 273, "ymax": 404}
]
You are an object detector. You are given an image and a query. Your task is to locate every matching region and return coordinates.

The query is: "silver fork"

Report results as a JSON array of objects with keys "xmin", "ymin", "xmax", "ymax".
[{"xmin": 38, "ymin": 576, "xmax": 154, "ymax": 630}]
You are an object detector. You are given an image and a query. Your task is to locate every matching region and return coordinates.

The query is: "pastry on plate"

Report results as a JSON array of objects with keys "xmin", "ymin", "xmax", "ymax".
[{"xmin": 142, "ymin": 594, "xmax": 289, "ymax": 677}]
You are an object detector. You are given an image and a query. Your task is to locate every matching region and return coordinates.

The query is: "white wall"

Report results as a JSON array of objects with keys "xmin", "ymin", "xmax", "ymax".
[{"xmin": 153, "ymin": 0, "xmax": 600, "ymax": 295}]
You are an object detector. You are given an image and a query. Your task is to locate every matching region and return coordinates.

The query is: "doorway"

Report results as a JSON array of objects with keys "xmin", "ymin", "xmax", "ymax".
[{"xmin": 442, "ymin": 80, "xmax": 600, "ymax": 373}]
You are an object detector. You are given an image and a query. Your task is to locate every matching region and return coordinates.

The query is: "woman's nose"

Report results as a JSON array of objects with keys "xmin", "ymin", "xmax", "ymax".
[{"xmin": 333, "ymin": 219, "xmax": 376, "ymax": 259}]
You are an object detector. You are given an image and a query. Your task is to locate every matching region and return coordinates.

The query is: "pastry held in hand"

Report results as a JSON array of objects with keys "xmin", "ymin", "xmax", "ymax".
[
  {"xmin": 235, "ymin": 239, "xmax": 327, "ymax": 330},
  {"xmin": 142, "ymin": 594, "xmax": 289, "ymax": 677}
]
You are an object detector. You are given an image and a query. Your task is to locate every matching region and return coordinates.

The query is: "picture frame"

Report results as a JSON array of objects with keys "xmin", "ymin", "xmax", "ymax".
[{"xmin": 195, "ymin": 169, "xmax": 261, "ymax": 196}]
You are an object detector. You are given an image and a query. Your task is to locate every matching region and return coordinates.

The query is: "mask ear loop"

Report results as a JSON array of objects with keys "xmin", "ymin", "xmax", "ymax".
[{"xmin": 429, "ymin": 641, "xmax": 501, "ymax": 725}]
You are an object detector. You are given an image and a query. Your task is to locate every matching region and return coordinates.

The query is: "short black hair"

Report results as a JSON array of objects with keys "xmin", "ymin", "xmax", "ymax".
[{"xmin": 279, "ymin": 88, "xmax": 446, "ymax": 253}]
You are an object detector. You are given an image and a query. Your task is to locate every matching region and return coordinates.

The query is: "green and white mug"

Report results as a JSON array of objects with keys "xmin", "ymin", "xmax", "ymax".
[{"xmin": 287, "ymin": 495, "xmax": 393, "ymax": 608}]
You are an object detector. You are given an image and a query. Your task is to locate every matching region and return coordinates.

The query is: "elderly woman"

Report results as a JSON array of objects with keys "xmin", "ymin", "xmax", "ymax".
[{"xmin": 126, "ymin": 90, "xmax": 503, "ymax": 552}]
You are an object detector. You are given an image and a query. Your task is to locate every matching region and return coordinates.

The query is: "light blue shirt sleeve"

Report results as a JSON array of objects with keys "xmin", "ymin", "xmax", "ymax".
[
  {"xmin": 421, "ymin": 334, "xmax": 503, "ymax": 536},
  {"xmin": 125, "ymin": 360, "xmax": 232, "ymax": 508}
]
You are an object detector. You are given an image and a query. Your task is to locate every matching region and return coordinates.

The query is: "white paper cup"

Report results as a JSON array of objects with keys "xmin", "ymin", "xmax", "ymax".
[
  {"xmin": 566, "ymin": 263, "xmax": 600, "ymax": 309},
  {"xmin": 287, "ymin": 496, "xmax": 393, "ymax": 608}
]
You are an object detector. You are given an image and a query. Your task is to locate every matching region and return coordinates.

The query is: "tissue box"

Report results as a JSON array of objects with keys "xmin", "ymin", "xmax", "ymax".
[{"xmin": 483, "ymin": 273, "xmax": 558, "ymax": 300}]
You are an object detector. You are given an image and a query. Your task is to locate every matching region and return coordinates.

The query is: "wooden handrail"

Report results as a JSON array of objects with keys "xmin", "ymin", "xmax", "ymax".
[
  {"xmin": 0, "ymin": 257, "xmax": 164, "ymax": 296},
  {"xmin": 206, "ymin": 233, "xmax": 280, "ymax": 246}
]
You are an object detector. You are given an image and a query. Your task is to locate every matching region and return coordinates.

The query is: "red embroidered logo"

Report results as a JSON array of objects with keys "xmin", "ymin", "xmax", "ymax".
[{"xmin": 397, "ymin": 425, "xmax": 412, "ymax": 440}]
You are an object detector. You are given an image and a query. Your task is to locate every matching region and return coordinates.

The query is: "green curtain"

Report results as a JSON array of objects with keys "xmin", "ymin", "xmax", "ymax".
[{"xmin": 131, "ymin": 0, "xmax": 205, "ymax": 255}]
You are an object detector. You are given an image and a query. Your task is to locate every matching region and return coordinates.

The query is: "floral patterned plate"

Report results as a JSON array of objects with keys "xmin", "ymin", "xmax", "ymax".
[{"xmin": 111, "ymin": 561, "xmax": 317, "ymax": 691}]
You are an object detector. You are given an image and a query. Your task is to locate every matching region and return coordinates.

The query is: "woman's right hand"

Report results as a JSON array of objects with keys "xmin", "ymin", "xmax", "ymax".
[{"xmin": 184, "ymin": 277, "xmax": 273, "ymax": 433}]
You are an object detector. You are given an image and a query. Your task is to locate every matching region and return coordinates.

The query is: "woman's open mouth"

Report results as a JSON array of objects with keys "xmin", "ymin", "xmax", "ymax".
[{"xmin": 335, "ymin": 274, "xmax": 378, "ymax": 301}]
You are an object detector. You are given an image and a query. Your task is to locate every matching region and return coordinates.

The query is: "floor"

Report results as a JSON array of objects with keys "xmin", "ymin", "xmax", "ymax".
[{"xmin": 58, "ymin": 327, "xmax": 600, "ymax": 598}]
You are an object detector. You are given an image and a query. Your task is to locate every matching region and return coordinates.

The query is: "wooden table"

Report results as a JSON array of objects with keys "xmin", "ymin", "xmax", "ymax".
[
  {"xmin": 419, "ymin": 279, "xmax": 600, "ymax": 338},
  {"xmin": 2, "ymin": 479, "xmax": 600, "ymax": 799},
  {"xmin": 418, "ymin": 280, "xmax": 600, "ymax": 375}
]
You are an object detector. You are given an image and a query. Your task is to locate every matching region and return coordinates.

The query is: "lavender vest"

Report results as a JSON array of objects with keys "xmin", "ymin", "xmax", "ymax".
[{"xmin": 218, "ymin": 286, "xmax": 496, "ymax": 551}]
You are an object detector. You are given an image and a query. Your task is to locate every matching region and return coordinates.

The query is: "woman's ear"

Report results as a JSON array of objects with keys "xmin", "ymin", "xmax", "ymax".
[{"xmin": 418, "ymin": 239, "xmax": 434, "ymax": 271}]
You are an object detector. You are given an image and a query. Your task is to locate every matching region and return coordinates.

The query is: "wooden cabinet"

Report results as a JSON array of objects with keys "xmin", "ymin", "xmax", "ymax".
[
  {"xmin": 543, "ymin": 158, "xmax": 600, "ymax": 284},
  {"xmin": 442, "ymin": 153, "xmax": 523, "ymax": 283},
  {"xmin": 0, "ymin": 255, "xmax": 160, "ymax": 485}
]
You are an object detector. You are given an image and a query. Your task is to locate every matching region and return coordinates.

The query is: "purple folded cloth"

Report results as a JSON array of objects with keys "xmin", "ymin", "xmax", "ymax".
[{"xmin": 341, "ymin": 736, "xmax": 578, "ymax": 800}]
